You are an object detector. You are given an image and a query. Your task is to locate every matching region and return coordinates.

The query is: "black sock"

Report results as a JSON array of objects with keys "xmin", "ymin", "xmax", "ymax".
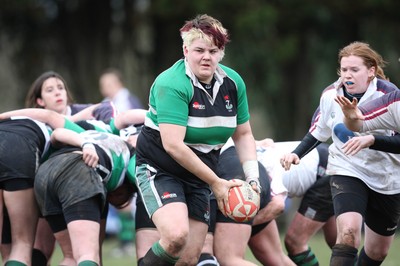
[
  {"xmin": 141, "ymin": 242, "xmax": 176, "ymax": 266},
  {"xmin": 137, "ymin": 257, "xmax": 144, "ymax": 266},
  {"xmin": 197, "ymin": 253, "xmax": 219, "ymax": 265},
  {"xmin": 356, "ymin": 247, "xmax": 383, "ymax": 266},
  {"xmin": 330, "ymin": 244, "xmax": 358, "ymax": 266},
  {"xmin": 289, "ymin": 247, "xmax": 319, "ymax": 266},
  {"xmin": 32, "ymin": 248, "xmax": 48, "ymax": 266}
]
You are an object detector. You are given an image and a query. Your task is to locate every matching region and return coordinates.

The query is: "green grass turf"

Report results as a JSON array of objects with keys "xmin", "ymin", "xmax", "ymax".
[{"xmin": 47, "ymin": 232, "xmax": 400, "ymax": 265}]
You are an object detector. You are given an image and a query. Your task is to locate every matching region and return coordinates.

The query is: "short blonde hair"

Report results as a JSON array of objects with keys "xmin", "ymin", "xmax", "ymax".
[{"xmin": 180, "ymin": 14, "xmax": 230, "ymax": 57}]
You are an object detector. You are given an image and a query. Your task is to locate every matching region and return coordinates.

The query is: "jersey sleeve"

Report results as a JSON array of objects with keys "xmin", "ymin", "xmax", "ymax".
[
  {"xmin": 151, "ymin": 82, "xmax": 191, "ymax": 126},
  {"xmin": 360, "ymin": 90, "xmax": 400, "ymax": 133},
  {"xmin": 63, "ymin": 118, "xmax": 85, "ymax": 133},
  {"xmin": 92, "ymin": 101, "xmax": 118, "ymax": 123},
  {"xmin": 108, "ymin": 118, "xmax": 120, "ymax": 135},
  {"xmin": 309, "ymin": 92, "xmax": 334, "ymax": 142}
]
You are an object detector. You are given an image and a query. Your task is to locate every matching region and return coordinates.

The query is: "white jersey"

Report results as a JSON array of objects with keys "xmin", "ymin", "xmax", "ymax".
[
  {"xmin": 222, "ymin": 138, "xmax": 320, "ymax": 198},
  {"xmin": 311, "ymin": 78, "xmax": 400, "ymax": 194},
  {"xmin": 256, "ymin": 141, "xmax": 320, "ymax": 198}
]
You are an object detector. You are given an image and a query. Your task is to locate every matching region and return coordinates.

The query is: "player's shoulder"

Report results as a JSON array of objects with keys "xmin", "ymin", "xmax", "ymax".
[
  {"xmin": 320, "ymin": 82, "xmax": 337, "ymax": 98},
  {"xmin": 155, "ymin": 59, "xmax": 190, "ymax": 87},
  {"xmin": 219, "ymin": 64, "xmax": 244, "ymax": 83},
  {"xmin": 376, "ymin": 78, "xmax": 399, "ymax": 93}
]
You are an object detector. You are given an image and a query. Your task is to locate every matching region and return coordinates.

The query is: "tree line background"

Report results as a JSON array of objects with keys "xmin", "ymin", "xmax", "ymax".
[{"xmin": 1, "ymin": 0, "xmax": 399, "ymax": 140}]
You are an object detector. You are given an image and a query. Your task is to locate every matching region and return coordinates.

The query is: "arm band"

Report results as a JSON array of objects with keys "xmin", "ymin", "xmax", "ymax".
[
  {"xmin": 370, "ymin": 134, "xmax": 400, "ymax": 154},
  {"xmin": 292, "ymin": 132, "xmax": 321, "ymax": 159}
]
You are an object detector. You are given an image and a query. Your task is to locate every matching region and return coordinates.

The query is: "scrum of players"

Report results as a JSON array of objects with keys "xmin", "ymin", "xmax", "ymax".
[{"xmin": 0, "ymin": 16, "xmax": 399, "ymax": 266}]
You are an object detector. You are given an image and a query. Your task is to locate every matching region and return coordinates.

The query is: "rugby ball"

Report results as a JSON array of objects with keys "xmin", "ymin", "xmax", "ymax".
[{"xmin": 224, "ymin": 179, "xmax": 260, "ymax": 222}]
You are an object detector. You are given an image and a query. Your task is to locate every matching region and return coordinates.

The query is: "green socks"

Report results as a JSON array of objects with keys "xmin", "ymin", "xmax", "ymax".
[
  {"xmin": 5, "ymin": 261, "xmax": 27, "ymax": 266},
  {"xmin": 78, "ymin": 261, "xmax": 99, "ymax": 266},
  {"xmin": 289, "ymin": 247, "xmax": 319, "ymax": 266},
  {"xmin": 118, "ymin": 211, "xmax": 135, "ymax": 244}
]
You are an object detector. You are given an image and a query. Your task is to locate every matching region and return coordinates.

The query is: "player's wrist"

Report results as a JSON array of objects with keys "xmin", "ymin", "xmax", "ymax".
[
  {"xmin": 81, "ymin": 142, "xmax": 95, "ymax": 149},
  {"xmin": 243, "ymin": 160, "xmax": 261, "ymax": 193}
]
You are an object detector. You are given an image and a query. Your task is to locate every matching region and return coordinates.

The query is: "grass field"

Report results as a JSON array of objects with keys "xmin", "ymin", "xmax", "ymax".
[{"xmin": 47, "ymin": 232, "xmax": 400, "ymax": 266}]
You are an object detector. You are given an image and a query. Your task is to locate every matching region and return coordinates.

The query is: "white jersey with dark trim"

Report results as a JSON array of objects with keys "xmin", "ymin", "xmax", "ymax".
[
  {"xmin": 359, "ymin": 89, "xmax": 400, "ymax": 133},
  {"xmin": 222, "ymin": 138, "xmax": 320, "ymax": 198},
  {"xmin": 256, "ymin": 141, "xmax": 320, "ymax": 198},
  {"xmin": 310, "ymin": 78, "xmax": 400, "ymax": 194}
]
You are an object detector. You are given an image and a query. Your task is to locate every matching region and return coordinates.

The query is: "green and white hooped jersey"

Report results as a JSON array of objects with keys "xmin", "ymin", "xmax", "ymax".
[
  {"xmin": 145, "ymin": 59, "xmax": 250, "ymax": 153},
  {"xmin": 64, "ymin": 118, "xmax": 134, "ymax": 191},
  {"xmin": 79, "ymin": 130, "xmax": 131, "ymax": 191}
]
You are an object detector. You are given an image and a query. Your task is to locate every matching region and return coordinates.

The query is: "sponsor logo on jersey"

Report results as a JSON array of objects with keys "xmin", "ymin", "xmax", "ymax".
[
  {"xmin": 193, "ymin": 101, "xmax": 206, "ymax": 110},
  {"xmin": 161, "ymin": 192, "xmax": 177, "ymax": 200}
]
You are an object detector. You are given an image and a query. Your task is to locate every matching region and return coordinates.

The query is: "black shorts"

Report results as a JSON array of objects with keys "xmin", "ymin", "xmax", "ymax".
[
  {"xmin": 135, "ymin": 127, "xmax": 214, "ymax": 224},
  {"xmin": 135, "ymin": 167, "xmax": 211, "ymax": 224},
  {"xmin": 331, "ymin": 175, "xmax": 400, "ymax": 236},
  {"xmin": 251, "ymin": 221, "xmax": 271, "ymax": 237},
  {"xmin": 298, "ymin": 175, "xmax": 334, "ymax": 222},
  {"xmin": 34, "ymin": 153, "xmax": 106, "ymax": 217},
  {"xmin": 0, "ymin": 131, "xmax": 39, "ymax": 190},
  {"xmin": 136, "ymin": 190, "xmax": 217, "ymax": 234},
  {"xmin": 46, "ymin": 196, "xmax": 102, "ymax": 233},
  {"xmin": 215, "ymin": 146, "xmax": 271, "ymax": 225}
]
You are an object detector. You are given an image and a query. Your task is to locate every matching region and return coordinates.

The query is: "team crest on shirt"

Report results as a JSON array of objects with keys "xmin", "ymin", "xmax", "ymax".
[
  {"xmin": 204, "ymin": 210, "xmax": 210, "ymax": 221},
  {"xmin": 224, "ymin": 95, "xmax": 233, "ymax": 111},
  {"xmin": 330, "ymin": 111, "xmax": 335, "ymax": 119}
]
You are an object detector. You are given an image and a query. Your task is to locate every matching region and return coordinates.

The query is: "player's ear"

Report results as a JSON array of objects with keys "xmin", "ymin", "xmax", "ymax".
[{"xmin": 36, "ymin": 98, "xmax": 45, "ymax": 108}]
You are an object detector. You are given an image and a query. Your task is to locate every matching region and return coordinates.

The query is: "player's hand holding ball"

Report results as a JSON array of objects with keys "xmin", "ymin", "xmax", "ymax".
[{"xmin": 224, "ymin": 179, "xmax": 260, "ymax": 222}]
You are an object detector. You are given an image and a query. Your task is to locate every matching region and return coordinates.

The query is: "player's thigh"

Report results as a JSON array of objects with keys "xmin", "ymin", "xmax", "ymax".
[
  {"xmin": 214, "ymin": 222, "xmax": 251, "ymax": 258},
  {"xmin": 4, "ymin": 188, "xmax": 38, "ymax": 240},
  {"xmin": 286, "ymin": 212, "xmax": 324, "ymax": 243},
  {"xmin": 364, "ymin": 223, "xmax": 394, "ymax": 259},
  {"xmin": 67, "ymin": 220, "xmax": 100, "ymax": 259},
  {"xmin": 152, "ymin": 202, "xmax": 189, "ymax": 239},
  {"xmin": 322, "ymin": 216, "xmax": 337, "ymax": 248},
  {"xmin": 249, "ymin": 220, "xmax": 281, "ymax": 254}
]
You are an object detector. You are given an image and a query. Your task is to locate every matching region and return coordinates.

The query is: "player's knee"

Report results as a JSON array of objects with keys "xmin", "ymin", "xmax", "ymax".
[
  {"xmin": 362, "ymin": 245, "xmax": 388, "ymax": 262},
  {"xmin": 284, "ymin": 231, "xmax": 299, "ymax": 252},
  {"xmin": 164, "ymin": 229, "xmax": 188, "ymax": 253},
  {"xmin": 338, "ymin": 227, "xmax": 359, "ymax": 247}
]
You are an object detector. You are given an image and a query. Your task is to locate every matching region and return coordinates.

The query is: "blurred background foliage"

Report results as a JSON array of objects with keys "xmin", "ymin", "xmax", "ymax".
[{"xmin": 0, "ymin": 0, "xmax": 399, "ymax": 140}]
